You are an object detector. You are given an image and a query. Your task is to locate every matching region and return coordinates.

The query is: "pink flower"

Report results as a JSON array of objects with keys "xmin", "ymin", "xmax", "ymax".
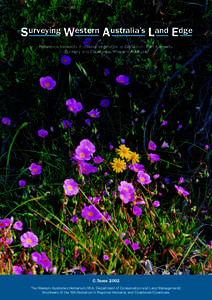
[
  {"xmin": 161, "ymin": 120, "xmax": 167, "ymax": 126},
  {"xmin": 124, "ymin": 239, "xmax": 131, "ymax": 245},
  {"xmin": 38, "ymin": 129, "xmax": 48, "ymax": 138},
  {"xmin": 29, "ymin": 163, "xmax": 41, "ymax": 175},
  {"xmin": 81, "ymin": 205, "xmax": 102, "ymax": 221},
  {"xmin": 40, "ymin": 252, "xmax": 52, "ymax": 270},
  {"xmin": 12, "ymin": 266, "xmax": 23, "ymax": 275},
  {"xmin": 153, "ymin": 174, "xmax": 160, "ymax": 179},
  {"xmin": 153, "ymin": 200, "xmax": 160, "ymax": 208},
  {"xmin": 148, "ymin": 141, "xmax": 157, "ymax": 151},
  {"xmin": 132, "ymin": 206, "xmax": 142, "ymax": 216},
  {"xmin": 174, "ymin": 185, "xmax": 189, "ymax": 197},
  {"xmin": 31, "ymin": 252, "xmax": 41, "ymax": 264},
  {"xmin": 20, "ymin": 231, "xmax": 38, "ymax": 248},
  {"xmin": 103, "ymin": 255, "xmax": 109, "ymax": 261},
  {"xmin": 40, "ymin": 76, "xmax": 56, "ymax": 90},
  {"xmin": 137, "ymin": 171, "xmax": 151, "ymax": 185},
  {"xmin": 13, "ymin": 221, "xmax": 23, "ymax": 231},
  {"xmin": 63, "ymin": 179, "xmax": 79, "ymax": 196},
  {"xmin": 161, "ymin": 141, "xmax": 169, "ymax": 148},
  {"xmin": 148, "ymin": 153, "xmax": 160, "ymax": 163},
  {"xmin": 132, "ymin": 243, "xmax": 140, "ymax": 251},
  {"xmin": 87, "ymin": 109, "xmax": 100, "ymax": 118}
]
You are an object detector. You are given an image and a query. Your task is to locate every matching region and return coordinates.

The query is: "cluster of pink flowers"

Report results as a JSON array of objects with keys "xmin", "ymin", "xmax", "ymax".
[
  {"xmin": 118, "ymin": 181, "xmax": 135, "ymax": 204},
  {"xmin": 66, "ymin": 98, "xmax": 83, "ymax": 114},
  {"xmin": 31, "ymin": 251, "xmax": 52, "ymax": 271}
]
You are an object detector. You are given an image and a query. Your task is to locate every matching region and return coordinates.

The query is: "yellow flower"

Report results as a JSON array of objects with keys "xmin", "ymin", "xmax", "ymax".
[
  {"xmin": 127, "ymin": 151, "xmax": 140, "ymax": 165},
  {"xmin": 116, "ymin": 144, "xmax": 131, "ymax": 159},
  {"xmin": 111, "ymin": 158, "xmax": 126, "ymax": 173}
]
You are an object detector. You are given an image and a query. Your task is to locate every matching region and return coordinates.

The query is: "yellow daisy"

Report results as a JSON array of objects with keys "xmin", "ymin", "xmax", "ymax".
[
  {"xmin": 111, "ymin": 158, "xmax": 127, "ymax": 173},
  {"xmin": 127, "ymin": 151, "xmax": 140, "ymax": 165},
  {"xmin": 115, "ymin": 144, "xmax": 131, "ymax": 159}
]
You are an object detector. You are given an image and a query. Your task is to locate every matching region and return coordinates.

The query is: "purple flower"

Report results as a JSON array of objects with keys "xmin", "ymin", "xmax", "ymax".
[
  {"xmin": 31, "ymin": 252, "xmax": 41, "ymax": 264},
  {"xmin": 71, "ymin": 215, "xmax": 78, "ymax": 222},
  {"xmin": 81, "ymin": 267, "xmax": 86, "ymax": 272},
  {"xmin": 104, "ymin": 68, "xmax": 110, "ymax": 76},
  {"xmin": 62, "ymin": 120, "xmax": 72, "ymax": 128},
  {"xmin": 75, "ymin": 146, "xmax": 93, "ymax": 161},
  {"xmin": 19, "ymin": 180, "xmax": 26, "ymax": 187},
  {"xmin": 40, "ymin": 76, "xmax": 56, "ymax": 90},
  {"xmin": 81, "ymin": 205, "xmax": 102, "ymax": 221},
  {"xmin": 100, "ymin": 99, "xmax": 110, "ymax": 107},
  {"xmin": 153, "ymin": 200, "xmax": 160, "ymax": 208},
  {"xmin": 13, "ymin": 221, "xmax": 23, "ymax": 231},
  {"xmin": 129, "ymin": 163, "xmax": 145, "ymax": 172},
  {"xmin": 118, "ymin": 181, "xmax": 135, "ymax": 204},
  {"xmin": 84, "ymin": 38, "xmax": 92, "ymax": 46},
  {"xmin": 63, "ymin": 179, "xmax": 79, "ymax": 196},
  {"xmin": 141, "ymin": 109, "xmax": 146, "ymax": 113},
  {"xmin": 161, "ymin": 141, "xmax": 169, "ymax": 148},
  {"xmin": 132, "ymin": 243, "xmax": 140, "ymax": 251},
  {"xmin": 2, "ymin": 117, "xmax": 11, "ymax": 126},
  {"xmin": 12, "ymin": 266, "xmax": 23, "ymax": 275},
  {"xmin": 179, "ymin": 177, "xmax": 184, "ymax": 184},
  {"xmin": 5, "ymin": 237, "xmax": 13, "ymax": 245},
  {"xmin": 183, "ymin": 216, "xmax": 187, "ymax": 220},
  {"xmin": 124, "ymin": 239, "xmax": 131, "ymax": 245},
  {"xmin": 174, "ymin": 185, "xmax": 189, "ymax": 197},
  {"xmin": 40, "ymin": 252, "xmax": 52, "ymax": 270},
  {"xmin": 148, "ymin": 141, "xmax": 157, "ymax": 151},
  {"xmin": 79, "ymin": 139, "xmax": 96, "ymax": 154},
  {"xmin": 102, "ymin": 212, "xmax": 111, "ymax": 222},
  {"xmin": 133, "ymin": 206, "xmax": 142, "ymax": 216},
  {"xmin": 103, "ymin": 255, "xmax": 109, "ymax": 261},
  {"xmin": 20, "ymin": 231, "xmax": 39, "ymax": 248},
  {"xmin": 177, "ymin": 124, "xmax": 182, "ymax": 130},
  {"xmin": 164, "ymin": 178, "xmax": 169, "ymax": 183},
  {"xmin": 61, "ymin": 55, "xmax": 71, "ymax": 65},
  {"xmin": 92, "ymin": 197, "xmax": 101, "ymax": 205},
  {"xmin": 120, "ymin": 232, "xmax": 126, "ymax": 239},
  {"xmin": 61, "ymin": 247, "xmax": 64, "ymax": 252},
  {"xmin": 66, "ymin": 98, "xmax": 83, "ymax": 114},
  {"xmin": 3, "ymin": 218, "xmax": 11, "ymax": 227},
  {"xmin": 116, "ymin": 75, "xmax": 130, "ymax": 85},
  {"xmin": 38, "ymin": 129, "xmax": 48, "ymax": 138},
  {"xmin": 137, "ymin": 171, "xmax": 151, "ymax": 185},
  {"xmin": 50, "ymin": 267, "xmax": 57, "ymax": 274},
  {"xmin": 205, "ymin": 145, "xmax": 209, "ymax": 150},
  {"xmin": 0, "ymin": 219, "xmax": 6, "ymax": 229},
  {"xmin": 79, "ymin": 161, "xmax": 98, "ymax": 175},
  {"xmin": 93, "ymin": 156, "xmax": 104, "ymax": 164},
  {"xmin": 153, "ymin": 174, "xmax": 160, "ymax": 179},
  {"xmin": 148, "ymin": 153, "xmax": 160, "ymax": 163},
  {"xmin": 29, "ymin": 163, "xmax": 41, "ymax": 175},
  {"xmin": 161, "ymin": 120, "xmax": 167, "ymax": 126},
  {"xmin": 87, "ymin": 109, "xmax": 100, "ymax": 118},
  {"xmin": 85, "ymin": 119, "xmax": 91, "ymax": 126}
]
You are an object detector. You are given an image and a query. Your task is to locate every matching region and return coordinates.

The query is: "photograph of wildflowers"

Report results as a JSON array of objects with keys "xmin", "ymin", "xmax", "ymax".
[{"xmin": 0, "ymin": 0, "xmax": 212, "ymax": 280}]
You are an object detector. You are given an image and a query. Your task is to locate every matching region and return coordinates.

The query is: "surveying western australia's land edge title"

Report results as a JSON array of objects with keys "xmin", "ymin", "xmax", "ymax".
[{"xmin": 20, "ymin": 27, "xmax": 193, "ymax": 37}]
